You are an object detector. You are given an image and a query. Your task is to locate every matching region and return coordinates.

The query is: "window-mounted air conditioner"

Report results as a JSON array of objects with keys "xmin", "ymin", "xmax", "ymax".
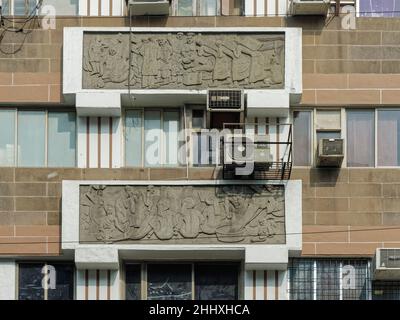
[
  {"xmin": 207, "ymin": 89, "xmax": 244, "ymax": 112},
  {"xmin": 224, "ymin": 134, "xmax": 273, "ymax": 164},
  {"xmin": 373, "ymin": 248, "xmax": 400, "ymax": 280},
  {"xmin": 126, "ymin": 0, "xmax": 170, "ymax": 16},
  {"xmin": 289, "ymin": 0, "xmax": 330, "ymax": 16},
  {"xmin": 316, "ymin": 138, "xmax": 344, "ymax": 167}
]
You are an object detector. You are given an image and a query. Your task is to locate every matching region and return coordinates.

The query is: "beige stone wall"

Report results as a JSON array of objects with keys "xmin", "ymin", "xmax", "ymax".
[
  {"xmin": 0, "ymin": 167, "xmax": 399, "ymax": 256},
  {"xmin": 294, "ymin": 168, "xmax": 400, "ymax": 257},
  {"xmin": 1, "ymin": 16, "xmax": 400, "ymax": 105}
]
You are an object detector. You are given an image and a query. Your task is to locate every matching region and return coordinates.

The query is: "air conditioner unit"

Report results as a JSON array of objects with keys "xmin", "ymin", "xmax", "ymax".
[
  {"xmin": 316, "ymin": 138, "xmax": 344, "ymax": 167},
  {"xmin": 126, "ymin": 0, "xmax": 170, "ymax": 16},
  {"xmin": 373, "ymin": 248, "xmax": 400, "ymax": 280},
  {"xmin": 207, "ymin": 89, "xmax": 244, "ymax": 112},
  {"xmin": 224, "ymin": 134, "xmax": 272, "ymax": 164},
  {"xmin": 289, "ymin": 0, "xmax": 330, "ymax": 15}
]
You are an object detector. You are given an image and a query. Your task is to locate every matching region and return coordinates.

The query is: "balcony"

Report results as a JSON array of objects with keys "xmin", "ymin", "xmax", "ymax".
[{"xmin": 190, "ymin": 123, "xmax": 293, "ymax": 180}]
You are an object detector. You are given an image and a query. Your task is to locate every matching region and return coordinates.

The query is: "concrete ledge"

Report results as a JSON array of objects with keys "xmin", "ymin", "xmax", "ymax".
[
  {"xmin": 75, "ymin": 246, "xmax": 119, "ymax": 270},
  {"xmin": 76, "ymin": 92, "xmax": 121, "ymax": 116}
]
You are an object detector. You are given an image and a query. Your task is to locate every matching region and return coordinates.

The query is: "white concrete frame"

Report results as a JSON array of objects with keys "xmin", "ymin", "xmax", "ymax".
[
  {"xmin": 62, "ymin": 180, "xmax": 302, "ymax": 270},
  {"xmin": 63, "ymin": 27, "xmax": 302, "ymax": 117}
]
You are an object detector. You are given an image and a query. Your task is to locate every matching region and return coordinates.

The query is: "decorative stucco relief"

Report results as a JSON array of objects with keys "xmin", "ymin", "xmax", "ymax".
[
  {"xmin": 79, "ymin": 185, "xmax": 285, "ymax": 244},
  {"xmin": 82, "ymin": 32, "xmax": 285, "ymax": 89}
]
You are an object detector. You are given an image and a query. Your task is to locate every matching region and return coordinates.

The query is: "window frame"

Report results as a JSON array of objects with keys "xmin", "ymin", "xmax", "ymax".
[
  {"xmin": 0, "ymin": 108, "xmax": 77, "ymax": 168},
  {"xmin": 172, "ymin": 0, "xmax": 221, "ymax": 16},
  {"xmin": 17, "ymin": 261, "xmax": 76, "ymax": 300},
  {"xmin": 376, "ymin": 108, "xmax": 400, "ymax": 168},
  {"xmin": 291, "ymin": 109, "xmax": 314, "ymax": 167},
  {"xmin": 123, "ymin": 261, "xmax": 242, "ymax": 300},
  {"xmin": 123, "ymin": 108, "xmax": 183, "ymax": 168},
  {"xmin": 288, "ymin": 258, "xmax": 372, "ymax": 301}
]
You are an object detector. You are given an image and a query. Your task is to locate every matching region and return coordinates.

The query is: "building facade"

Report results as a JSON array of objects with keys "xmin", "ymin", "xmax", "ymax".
[{"xmin": 0, "ymin": 0, "xmax": 400, "ymax": 300}]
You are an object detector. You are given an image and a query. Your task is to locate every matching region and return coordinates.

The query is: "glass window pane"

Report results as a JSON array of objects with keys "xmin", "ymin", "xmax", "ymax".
[
  {"xmin": 347, "ymin": 110, "xmax": 375, "ymax": 167},
  {"xmin": 48, "ymin": 112, "xmax": 76, "ymax": 167},
  {"xmin": 378, "ymin": 110, "xmax": 400, "ymax": 166},
  {"xmin": 199, "ymin": 0, "xmax": 217, "ymax": 15},
  {"xmin": 14, "ymin": 0, "xmax": 36, "ymax": 15},
  {"xmin": 359, "ymin": 0, "xmax": 400, "ymax": 17},
  {"xmin": 316, "ymin": 260, "xmax": 340, "ymax": 300},
  {"xmin": 2, "ymin": 0, "xmax": 10, "ymax": 15},
  {"xmin": 19, "ymin": 263, "xmax": 44, "ymax": 300},
  {"xmin": 164, "ymin": 111, "xmax": 179, "ymax": 166},
  {"xmin": 177, "ymin": 0, "xmax": 193, "ymax": 16},
  {"xmin": 0, "ymin": 110, "xmax": 15, "ymax": 166},
  {"xmin": 126, "ymin": 264, "xmax": 141, "ymax": 300},
  {"xmin": 125, "ymin": 110, "xmax": 143, "ymax": 167},
  {"xmin": 18, "ymin": 111, "xmax": 46, "ymax": 167},
  {"xmin": 192, "ymin": 110, "xmax": 204, "ymax": 129},
  {"xmin": 289, "ymin": 259, "xmax": 314, "ymax": 300},
  {"xmin": 147, "ymin": 264, "xmax": 192, "ymax": 300},
  {"xmin": 47, "ymin": 264, "xmax": 74, "ymax": 300},
  {"xmin": 144, "ymin": 111, "xmax": 161, "ymax": 167},
  {"xmin": 293, "ymin": 111, "xmax": 312, "ymax": 166},
  {"xmin": 41, "ymin": 0, "xmax": 79, "ymax": 15},
  {"xmin": 195, "ymin": 264, "xmax": 238, "ymax": 300}
]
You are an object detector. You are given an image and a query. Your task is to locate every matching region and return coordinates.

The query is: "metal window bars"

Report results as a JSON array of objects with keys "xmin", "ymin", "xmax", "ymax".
[{"xmin": 221, "ymin": 122, "xmax": 293, "ymax": 180}]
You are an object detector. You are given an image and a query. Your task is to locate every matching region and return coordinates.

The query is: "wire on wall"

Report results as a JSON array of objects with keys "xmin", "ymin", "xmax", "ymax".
[{"xmin": 0, "ymin": 0, "xmax": 43, "ymax": 55}]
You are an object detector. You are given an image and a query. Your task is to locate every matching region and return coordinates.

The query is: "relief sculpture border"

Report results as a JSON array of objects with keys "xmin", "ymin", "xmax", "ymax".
[
  {"xmin": 79, "ymin": 184, "xmax": 286, "ymax": 245},
  {"xmin": 82, "ymin": 32, "xmax": 285, "ymax": 90}
]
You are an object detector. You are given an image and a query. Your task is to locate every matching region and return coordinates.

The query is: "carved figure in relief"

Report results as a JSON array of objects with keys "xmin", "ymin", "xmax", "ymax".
[
  {"xmin": 178, "ymin": 197, "xmax": 203, "ymax": 239},
  {"xmin": 79, "ymin": 185, "xmax": 285, "ymax": 244},
  {"xmin": 82, "ymin": 32, "xmax": 285, "ymax": 89}
]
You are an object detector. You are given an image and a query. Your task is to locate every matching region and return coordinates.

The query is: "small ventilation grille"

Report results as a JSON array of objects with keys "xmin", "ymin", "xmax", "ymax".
[
  {"xmin": 321, "ymin": 139, "xmax": 343, "ymax": 155},
  {"xmin": 207, "ymin": 90, "xmax": 243, "ymax": 110}
]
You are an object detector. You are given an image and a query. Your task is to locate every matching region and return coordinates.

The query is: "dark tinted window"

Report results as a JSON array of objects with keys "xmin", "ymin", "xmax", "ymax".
[
  {"xmin": 195, "ymin": 264, "xmax": 238, "ymax": 300},
  {"xmin": 126, "ymin": 264, "xmax": 141, "ymax": 300},
  {"xmin": 147, "ymin": 264, "xmax": 192, "ymax": 300}
]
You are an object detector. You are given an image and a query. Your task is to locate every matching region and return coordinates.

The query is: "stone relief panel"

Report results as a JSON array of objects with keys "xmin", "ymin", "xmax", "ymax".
[
  {"xmin": 79, "ymin": 184, "xmax": 285, "ymax": 244},
  {"xmin": 82, "ymin": 32, "xmax": 285, "ymax": 90}
]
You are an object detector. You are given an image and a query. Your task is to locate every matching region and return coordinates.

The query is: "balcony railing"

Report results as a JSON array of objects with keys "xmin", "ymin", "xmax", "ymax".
[{"xmin": 190, "ymin": 123, "xmax": 293, "ymax": 180}]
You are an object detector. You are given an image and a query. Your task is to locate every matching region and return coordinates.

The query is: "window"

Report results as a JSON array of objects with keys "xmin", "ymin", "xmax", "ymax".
[
  {"xmin": 0, "ymin": 109, "xmax": 15, "ymax": 166},
  {"xmin": 18, "ymin": 263, "xmax": 74, "ymax": 300},
  {"xmin": 147, "ymin": 264, "xmax": 192, "ymax": 300},
  {"xmin": 378, "ymin": 110, "xmax": 400, "ymax": 166},
  {"xmin": 125, "ymin": 262, "xmax": 240, "ymax": 300},
  {"xmin": 174, "ymin": 0, "xmax": 219, "ymax": 16},
  {"xmin": 125, "ymin": 109, "xmax": 181, "ymax": 167},
  {"xmin": 195, "ymin": 264, "xmax": 239, "ymax": 300},
  {"xmin": 1, "ymin": 0, "xmax": 79, "ymax": 16},
  {"xmin": 17, "ymin": 111, "xmax": 46, "ymax": 167},
  {"xmin": 0, "ymin": 110, "xmax": 76, "ymax": 167},
  {"xmin": 41, "ymin": 0, "xmax": 79, "ymax": 15},
  {"xmin": 14, "ymin": 0, "xmax": 37, "ymax": 15},
  {"xmin": 125, "ymin": 264, "xmax": 141, "ymax": 300},
  {"xmin": 293, "ymin": 111, "xmax": 312, "ymax": 166},
  {"xmin": 347, "ymin": 110, "xmax": 375, "ymax": 167},
  {"xmin": 289, "ymin": 259, "xmax": 371, "ymax": 300},
  {"xmin": 359, "ymin": 0, "xmax": 400, "ymax": 17},
  {"xmin": 47, "ymin": 112, "xmax": 76, "ymax": 167}
]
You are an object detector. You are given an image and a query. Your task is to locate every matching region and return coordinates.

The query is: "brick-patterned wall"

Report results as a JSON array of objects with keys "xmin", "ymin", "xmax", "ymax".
[
  {"xmin": 294, "ymin": 168, "xmax": 400, "ymax": 257},
  {"xmin": 2, "ymin": 16, "xmax": 400, "ymax": 106},
  {"xmin": 1, "ymin": 167, "xmax": 400, "ymax": 256}
]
